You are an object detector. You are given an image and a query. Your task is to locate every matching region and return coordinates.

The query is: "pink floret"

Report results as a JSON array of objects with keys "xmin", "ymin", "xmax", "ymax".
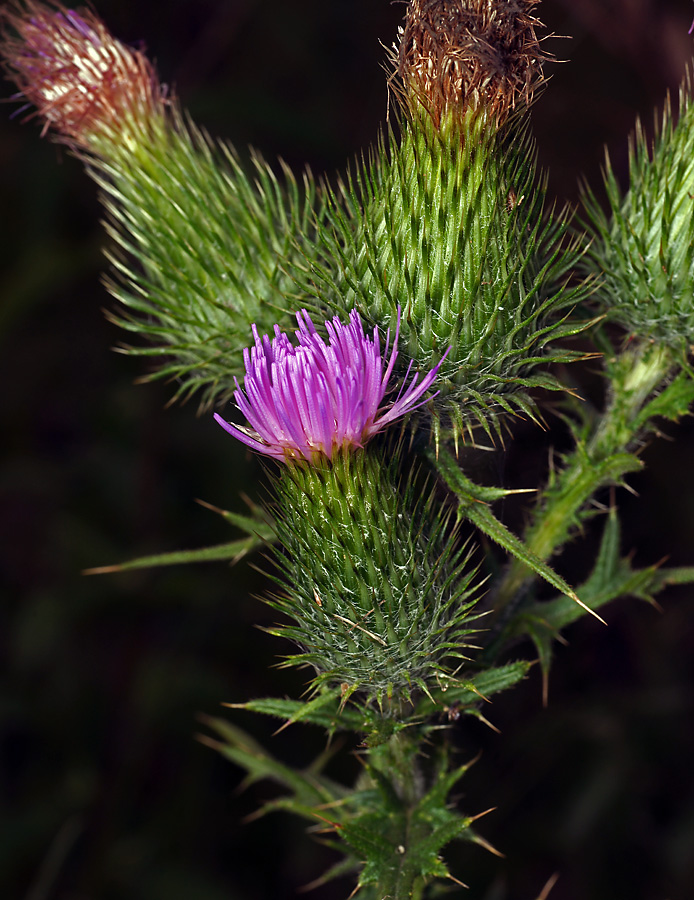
[{"xmin": 214, "ymin": 308, "xmax": 447, "ymax": 463}]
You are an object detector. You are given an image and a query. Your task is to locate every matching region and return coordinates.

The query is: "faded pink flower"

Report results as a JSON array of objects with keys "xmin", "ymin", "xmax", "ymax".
[{"xmin": 1, "ymin": 1, "xmax": 164, "ymax": 147}]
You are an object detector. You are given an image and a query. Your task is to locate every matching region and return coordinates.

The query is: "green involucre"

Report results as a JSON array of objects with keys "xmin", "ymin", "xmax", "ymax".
[
  {"xmin": 301, "ymin": 111, "xmax": 592, "ymax": 439},
  {"xmin": 584, "ymin": 74, "xmax": 694, "ymax": 348},
  {"xmin": 88, "ymin": 111, "xmax": 322, "ymax": 408},
  {"xmin": 268, "ymin": 448, "xmax": 481, "ymax": 707}
]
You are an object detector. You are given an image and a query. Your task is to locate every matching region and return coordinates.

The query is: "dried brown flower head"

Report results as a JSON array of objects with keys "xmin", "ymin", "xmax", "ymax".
[
  {"xmin": 0, "ymin": 1, "xmax": 166, "ymax": 149},
  {"xmin": 397, "ymin": 0, "xmax": 551, "ymax": 126}
]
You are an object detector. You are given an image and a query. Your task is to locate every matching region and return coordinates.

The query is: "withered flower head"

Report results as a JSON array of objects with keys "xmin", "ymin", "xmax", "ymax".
[
  {"xmin": 397, "ymin": 0, "xmax": 551, "ymax": 126},
  {"xmin": 0, "ymin": 1, "xmax": 165, "ymax": 148}
]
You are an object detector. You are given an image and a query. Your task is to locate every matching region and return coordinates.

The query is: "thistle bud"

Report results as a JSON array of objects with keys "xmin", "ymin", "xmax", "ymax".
[
  {"xmin": 1, "ymin": 2, "xmax": 323, "ymax": 412},
  {"xmin": 396, "ymin": 0, "xmax": 549, "ymax": 128},
  {"xmin": 584, "ymin": 75, "xmax": 694, "ymax": 350},
  {"xmin": 1, "ymin": 1, "xmax": 165, "ymax": 150},
  {"xmin": 269, "ymin": 449, "xmax": 481, "ymax": 708},
  {"xmin": 303, "ymin": 4, "xmax": 588, "ymax": 440}
]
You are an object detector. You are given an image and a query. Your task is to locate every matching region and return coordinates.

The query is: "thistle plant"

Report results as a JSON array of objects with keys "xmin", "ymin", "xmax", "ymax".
[{"xmin": 4, "ymin": 1, "xmax": 694, "ymax": 898}]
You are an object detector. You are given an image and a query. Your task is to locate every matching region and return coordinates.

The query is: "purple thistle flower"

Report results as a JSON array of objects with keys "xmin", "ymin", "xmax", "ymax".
[{"xmin": 214, "ymin": 309, "xmax": 447, "ymax": 462}]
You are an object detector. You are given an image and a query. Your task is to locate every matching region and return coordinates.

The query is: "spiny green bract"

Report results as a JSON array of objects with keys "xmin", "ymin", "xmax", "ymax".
[
  {"xmin": 584, "ymin": 73, "xmax": 694, "ymax": 350},
  {"xmin": 301, "ymin": 110, "xmax": 592, "ymax": 440},
  {"xmin": 88, "ymin": 112, "xmax": 321, "ymax": 409},
  {"xmin": 267, "ymin": 448, "xmax": 481, "ymax": 707},
  {"xmin": 203, "ymin": 714, "xmax": 492, "ymax": 898},
  {"xmin": 337, "ymin": 746, "xmax": 485, "ymax": 897}
]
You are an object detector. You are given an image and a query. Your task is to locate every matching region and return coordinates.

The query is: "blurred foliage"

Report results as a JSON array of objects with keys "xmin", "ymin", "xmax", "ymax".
[{"xmin": 1, "ymin": 1, "xmax": 694, "ymax": 899}]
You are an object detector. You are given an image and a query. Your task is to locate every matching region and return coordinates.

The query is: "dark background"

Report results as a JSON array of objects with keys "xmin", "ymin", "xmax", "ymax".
[{"xmin": 1, "ymin": 1, "xmax": 694, "ymax": 899}]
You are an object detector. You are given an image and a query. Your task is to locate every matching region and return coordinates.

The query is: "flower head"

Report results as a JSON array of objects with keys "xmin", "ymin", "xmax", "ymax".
[
  {"xmin": 214, "ymin": 309, "xmax": 446, "ymax": 462},
  {"xmin": 396, "ymin": 0, "xmax": 549, "ymax": 126},
  {"xmin": 1, "ymin": 1, "xmax": 165, "ymax": 148}
]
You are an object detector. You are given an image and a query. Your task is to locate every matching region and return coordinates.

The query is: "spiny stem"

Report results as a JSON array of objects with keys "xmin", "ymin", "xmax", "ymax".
[{"xmin": 485, "ymin": 340, "xmax": 674, "ymax": 643}]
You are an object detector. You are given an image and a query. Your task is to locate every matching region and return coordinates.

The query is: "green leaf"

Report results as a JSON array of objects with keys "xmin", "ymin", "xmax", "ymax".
[
  {"xmin": 84, "ymin": 497, "xmax": 274, "ymax": 574},
  {"xmin": 648, "ymin": 566, "xmax": 694, "ymax": 590},
  {"xmin": 199, "ymin": 715, "xmax": 344, "ymax": 808},
  {"xmin": 633, "ymin": 368, "xmax": 694, "ymax": 433},
  {"xmin": 429, "ymin": 447, "xmax": 603, "ymax": 622},
  {"xmin": 242, "ymin": 688, "xmax": 346, "ymax": 733},
  {"xmin": 345, "ymin": 752, "xmax": 489, "ymax": 895},
  {"xmin": 521, "ymin": 618, "xmax": 555, "ymax": 706},
  {"xmin": 507, "ymin": 507, "xmax": 692, "ymax": 693},
  {"xmin": 196, "ymin": 498, "xmax": 276, "ymax": 541},
  {"xmin": 83, "ymin": 538, "xmax": 260, "ymax": 574},
  {"xmin": 298, "ymin": 855, "xmax": 361, "ymax": 892},
  {"xmin": 524, "ymin": 506, "xmax": 659, "ymax": 634},
  {"xmin": 416, "ymin": 661, "xmax": 532, "ymax": 717},
  {"xmin": 227, "ymin": 695, "xmax": 364, "ymax": 732},
  {"xmin": 469, "ymin": 660, "xmax": 533, "ymax": 697}
]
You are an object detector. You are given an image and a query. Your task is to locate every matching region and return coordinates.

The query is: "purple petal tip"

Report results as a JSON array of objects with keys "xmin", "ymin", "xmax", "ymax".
[{"xmin": 215, "ymin": 310, "xmax": 446, "ymax": 464}]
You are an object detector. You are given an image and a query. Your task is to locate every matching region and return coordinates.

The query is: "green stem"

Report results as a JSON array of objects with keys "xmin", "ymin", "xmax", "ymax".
[
  {"xmin": 365, "ymin": 731, "xmax": 429, "ymax": 900},
  {"xmin": 486, "ymin": 341, "xmax": 674, "ymax": 641}
]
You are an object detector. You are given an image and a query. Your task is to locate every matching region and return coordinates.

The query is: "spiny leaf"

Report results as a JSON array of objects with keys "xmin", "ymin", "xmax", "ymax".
[
  {"xmin": 525, "ymin": 506, "xmax": 661, "ymax": 632},
  {"xmin": 507, "ymin": 507, "xmax": 685, "ymax": 693},
  {"xmin": 429, "ymin": 447, "xmax": 604, "ymax": 623},
  {"xmin": 261, "ymin": 687, "xmax": 343, "ymax": 734},
  {"xmin": 84, "ymin": 495, "xmax": 274, "ymax": 574},
  {"xmin": 199, "ymin": 715, "xmax": 343, "ymax": 807},
  {"xmin": 648, "ymin": 565, "xmax": 694, "ymax": 590},
  {"xmin": 633, "ymin": 368, "xmax": 694, "ymax": 433},
  {"xmin": 225, "ymin": 695, "xmax": 364, "ymax": 732},
  {"xmin": 83, "ymin": 538, "xmax": 259, "ymax": 575},
  {"xmin": 195, "ymin": 497, "xmax": 276, "ymax": 541},
  {"xmin": 416, "ymin": 661, "xmax": 532, "ymax": 717}
]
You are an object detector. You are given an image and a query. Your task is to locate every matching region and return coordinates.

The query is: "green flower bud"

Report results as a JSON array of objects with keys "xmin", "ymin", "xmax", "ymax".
[
  {"xmin": 1, "ymin": 1, "xmax": 321, "ymax": 409},
  {"xmin": 296, "ymin": 2, "xmax": 592, "ymax": 441},
  {"xmin": 304, "ymin": 108, "xmax": 590, "ymax": 440},
  {"xmin": 584, "ymin": 73, "xmax": 694, "ymax": 351},
  {"xmin": 267, "ymin": 448, "xmax": 481, "ymax": 708},
  {"xmin": 98, "ymin": 124, "xmax": 318, "ymax": 408}
]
